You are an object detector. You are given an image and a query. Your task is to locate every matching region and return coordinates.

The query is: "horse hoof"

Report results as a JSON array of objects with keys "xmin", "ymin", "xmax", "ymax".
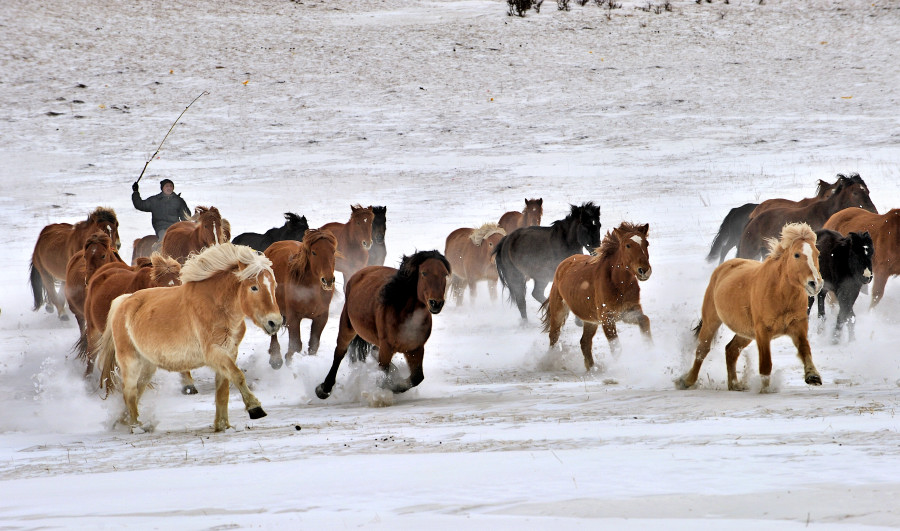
[
  {"xmin": 44, "ymin": 304, "xmax": 54, "ymax": 314},
  {"xmin": 284, "ymin": 353, "xmax": 294, "ymax": 367},
  {"xmin": 59, "ymin": 314, "xmax": 70, "ymax": 321},
  {"xmin": 269, "ymin": 355, "xmax": 283, "ymax": 370},
  {"xmin": 674, "ymin": 376, "xmax": 691, "ymax": 390},
  {"xmin": 315, "ymin": 384, "xmax": 330, "ymax": 400},
  {"xmin": 806, "ymin": 373, "xmax": 823, "ymax": 386},
  {"xmin": 247, "ymin": 406, "xmax": 267, "ymax": 419},
  {"xmin": 182, "ymin": 385, "xmax": 199, "ymax": 395}
]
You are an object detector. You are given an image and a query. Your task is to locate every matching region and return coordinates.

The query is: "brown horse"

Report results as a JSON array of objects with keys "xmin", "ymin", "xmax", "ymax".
[
  {"xmin": 748, "ymin": 177, "xmax": 845, "ymax": 219},
  {"xmin": 677, "ymin": 223, "xmax": 824, "ymax": 392},
  {"xmin": 444, "ymin": 223, "xmax": 506, "ymax": 305},
  {"xmin": 160, "ymin": 206, "xmax": 228, "ymax": 264},
  {"xmin": 131, "ymin": 235, "xmax": 158, "ymax": 265},
  {"xmin": 264, "ymin": 229, "xmax": 339, "ymax": 369},
  {"xmin": 30, "ymin": 207, "xmax": 121, "ymax": 320},
  {"xmin": 63, "ymin": 232, "xmax": 125, "ymax": 333},
  {"xmin": 320, "ymin": 205, "xmax": 374, "ymax": 281},
  {"xmin": 96, "ymin": 244, "xmax": 282, "ymax": 432},
  {"xmin": 737, "ymin": 174, "xmax": 877, "ymax": 260},
  {"xmin": 79, "ymin": 253, "xmax": 182, "ymax": 377},
  {"xmin": 541, "ymin": 222, "xmax": 652, "ymax": 371},
  {"xmin": 825, "ymin": 207, "xmax": 900, "ymax": 307},
  {"xmin": 315, "ymin": 250, "xmax": 451, "ymax": 400},
  {"xmin": 499, "ymin": 198, "xmax": 543, "ymax": 236}
]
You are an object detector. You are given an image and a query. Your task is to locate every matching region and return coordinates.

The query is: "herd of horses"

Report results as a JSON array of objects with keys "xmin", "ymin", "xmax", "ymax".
[{"xmin": 24, "ymin": 174, "xmax": 898, "ymax": 431}]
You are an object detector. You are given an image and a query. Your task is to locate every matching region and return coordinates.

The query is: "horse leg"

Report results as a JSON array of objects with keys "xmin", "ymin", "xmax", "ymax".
[
  {"xmin": 815, "ymin": 291, "xmax": 827, "ymax": 335},
  {"xmin": 754, "ymin": 327, "xmax": 775, "ymax": 391},
  {"xmin": 599, "ymin": 317, "xmax": 620, "ymax": 359},
  {"xmin": 41, "ymin": 272, "xmax": 69, "ymax": 320},
  {"xmin": 545, "ymin": 289, "xmax": 569, "ymax": 348},
  {"xmin": 267, "ymin": 333, "xmax": 283, "ymax": 370},
  {"xmin": 315, "ymin": 310, "xmax": 354, "ymax": 400},
  {"xmin": 621, "ymin": 306, "xmax": 652, "ymax": 344},
  {"xmin": 449, "ymin": 275, "xmax": 464, "ymax": 306},
  {"xmin": 488, "ymin": 279, "xmax": 498, "ymax": 302},
  {"xmin": 307, "ymin": 314, "xmax": 328, "ymax": 356},
  {"xmin": 580, "ymin": 322, "xmax": 599, "ymax": 371},
  {"xmin": 285, "ymin": 312, "xmax": 303, "ymax": 364},
  {"xmin": 724, "ymin": 334, "xmax": 753, "ymax": 391},
  {"xmin": 116, "ymin": 341, "xmax": 149, "ymax": 429},
  {"xmin": 676, "ymin": 316, "xmax": 722, "ymax": 390},
  {"xmin": 180, "ymin": 371, "xmax": 198, "ymax": 395},
  {"xmin": 838, "ymin": 284, "xmax": 862, "ymax": 342},
  {"xmin": 214, "ymin": 372, "xmax": 231, "ymax": 432},
  {"xmin": 531, "ymin": 278, "xmax": 550, "ymax": 304},
  {"xmin": 390, "ymin": 347, "xmax": 424, "ymax": 392},
  {"xmin": 789, "ymin": 325, "xmax": 821, "ymax": 387},
  {"xmin": 869, "ymin": 271, "xmax": 888, "ymax": 309},
  {"xmin": 508, "ymin": 273, "xmax": 529, "ymax": 320},
  {"xmin": 205, "ymin": 345, "xmax": 265, "ymax": 427},
  {"xmin": 467, "ymin": 278, "xmax": 478, "ymax": 304}
]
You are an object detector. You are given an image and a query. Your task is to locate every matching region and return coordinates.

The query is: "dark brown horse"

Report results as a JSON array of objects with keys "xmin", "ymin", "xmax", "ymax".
[
  {"xmin": 541, "ymin": 222, "xmax": 652, "ymax": 371},
  {"xmin": 321, "ymin": 205, "xmax": 374, "ymax": 281},
  {"xmin": 737, "ymin": 175, "xmax": 876, "ymax": 260},
  {"xmin": 315, "ymin": 250, "xmax": 451, "ymax": 400},
  {"xmin": 161, "ymin": 206, "xmax": 228, "ymax": 264},
  {"xmin": 499, "ymin": 198, "xmax": 543, "ymax": 236},
  {"xmin": 64, "ymin": 232, "xmax": 125, "ymax": 333},
  {"xmin": 748, "ymin": 177, "xmax": 843, "ymax": 219},
  {"xmin": 366, "ymin": 206, "xmax": 388, "ymax": 267},
  {"xmin": 445, "ymin": 223, "xmax": 506, "ymax": 305},
  {"xmin": 264, "ymin": 229, "xmax": 339, "ymax": 369},
  {"xmin": 30, "ymin": 207, "xmax": 121, "ymax": 320}
]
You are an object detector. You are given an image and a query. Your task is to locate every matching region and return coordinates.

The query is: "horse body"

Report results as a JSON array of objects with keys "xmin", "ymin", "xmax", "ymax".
[
  {"xmin": 96, "ymin": 244, "xmax": 282, "ymax": 432},
  {"xmin": 321, "ymin": 205, "xmax": 374, "ymax": 279},
  {"xmin": 232, "ymin": 212, "xmax": 309, "ymax": 252},
  {"xmin": 677, "ymin": 223, "xmax": 824, "ymax": 392},
  {"xmin": 366, "ymin": 206, "xmax": 388, "ymax": 267},
  {"xmin": 161, "ymin": 206, "xmax": 228, "ymax": 264},
  {"xmin": 445, "ymin": 223, "xmax": 506, "ymax": 305},
  {"xmin": 315, "ymin": 251, "xmax": 450, "ymax": 400},
  {"xmin": 494, "ymin": 202, "xmax": 602, "ymax": 320},
  {"xmin": 30, "ymin": 207, "xmax": 121, "ymax": 319},
  {"xmin": 64, "ymin": 232, "xmax": 125, "ymax": 333},
  {"xmin": 499, "ymin": 198, "xmax": 543, "ymax": 236},
  {"xmin": 824, "ymin": 207, "xmax": 899, "ymax": 307},
  {"xmin": 131, "ymin": 235, "xmax": 158, "ymax": 265},
  {"xmin": 264, "ymin": 229, "xmax": 338, "ymax": 368},
  {"xmin": 748, "ymin": 178, "xmax": 842, "ymax": 219},
  {"xmin": 810, "ymin": 229, "xmax": 873, "ymax": 342},
  {"xmin": 542, "ymin": 223, "xmax": 652, "ymax": 370}
]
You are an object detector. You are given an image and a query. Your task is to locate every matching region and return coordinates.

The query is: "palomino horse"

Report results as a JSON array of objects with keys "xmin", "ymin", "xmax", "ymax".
[
  {"xmin": 264, "ymin": 229, "xmax": 338, "ymax": 369},
  {"xmin": 825, "ymin": 207, "xmax": 899, "ymax": 308},
  {"xmin": 677, "ymin": 223, "xmax": 824, "ymax": 392},
  {"xmin": 64, "ymin": 232, "xmax": 125, "ymax": 333},
  {"xmin": 321, "ymin": 205, "xmax": 374, "ymax": 281},
  {"xmin": 160, "ymin": 206, "xmax": 229, "ymax": 264},
  {"xmin": 30, "ymin": 207, "xmax": 121, "ymax": 320},
  {"xmin": 737, "ymin": 174, "xmax": 877, "ymax": 260},
  {"xmin": 366, "ymin": 206, "xmax": 388, "ymax": 267},
  {"xmin": 810, "ymin": 229, "xmax": 873, "ymax": 343},
  {"xmin": 499, "ymin": 198, "xmax": 543, "ymax": 236},
  {"xmin": 444, "ymin": 223, "xmax": 506, "ymax": 305},
  {"xmin": 494, "ymin": 202, "xmax": 603, "ymax": 320},
  {"xmin": 96, "ymin": 244, "xmax": 282, "ymax": 432},
  {"xmin": 233, "ymin": 212, "xmax": 309, "ymax": 252},
  {"xmin": 78, "ymin": 253, "xmax": 181, "ymax": 377},
  {"xmin": 541, "ymin": 222, "xmax": 652, "ymax": 370},
  {"xmin": 315, "ymin": 250, "xmax": 451, "ymax": 400}
]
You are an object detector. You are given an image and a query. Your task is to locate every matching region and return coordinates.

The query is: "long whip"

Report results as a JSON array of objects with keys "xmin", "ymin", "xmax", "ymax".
[{"xmin": 134, "ymin": 90, "xmax": 209, "ymax": 185}]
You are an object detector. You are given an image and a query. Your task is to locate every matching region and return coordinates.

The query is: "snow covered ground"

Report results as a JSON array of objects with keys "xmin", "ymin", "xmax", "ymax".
[{"xmin": 1, "ymin": 0, "xmax": 899, "ymax": 527}]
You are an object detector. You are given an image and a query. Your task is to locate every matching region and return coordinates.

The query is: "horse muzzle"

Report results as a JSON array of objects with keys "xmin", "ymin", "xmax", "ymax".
[
  {"xmin": 361, "ymin": 240, "xmax": 372, "ymax": 250},
  {"xmin": 427, "ymin": 299, "xmax": 445, "ymax": 314},
  {"xmin": 321, "ymin": 277, "xmax": 335, "ymax": 291},
  {"xmin": 636, "ymin": 267, "xmax": 652, "ymax": 281},
  {"xmin": 805, "ymin": 279, "xmax": 823, "ymax": 297},
  {"xmin": 861, "ymin": 268, "xmax": 873, "ymax": 284},
  {"xmin": 261, "ymin": 314, "xmax": 283, "ymax": 335}
]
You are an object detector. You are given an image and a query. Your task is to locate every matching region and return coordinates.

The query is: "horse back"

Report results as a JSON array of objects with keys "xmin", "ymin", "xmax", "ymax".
[
  {"xmin": 343, "ymin": 265, "xmax": 397, "ymax": 344},
  {"xmin": 32, "ymin": 222, "xmax": 78, "ymax": 279},
  {"xmin": 504, "ymin": 226, "xmax": 561, "ymax": 278},
  {"xmin": 445, "ymin": 228, "xmax": 475, "ymax": 275},
  {"xmin": 498, "ymin": 211, "xmax": 523, "ymax": 234}
]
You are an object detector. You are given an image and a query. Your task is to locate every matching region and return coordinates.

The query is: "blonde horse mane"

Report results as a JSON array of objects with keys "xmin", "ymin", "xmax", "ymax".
[
  {"xmin": 149, "ymin": 252, "xmax": 181, "ymax": 283},
  {"xmin": 765, "ymin": 222, "xmax": 817, "ymax": 260},
  {"xmin": 180, "ymin": 243, "xmax": 273, "ymax": 283},
  {"xmin": 469, "ymin": 223, "xmax": 506, "ymax": 246},
  {"xmin": 592, "ymin": 222, "xmax": 647, "ymax": 261}
]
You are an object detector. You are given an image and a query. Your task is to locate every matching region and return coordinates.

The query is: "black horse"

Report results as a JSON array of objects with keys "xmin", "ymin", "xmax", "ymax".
[
  {"xmin": 808, "ymin": 229, "xmax": 874, "ymax": 343},
  {"xmin": 367, "ymin": 206, "xmax": 387, "ymax": 266},
  {"xmin": 232, "ymin": 212, "xmax": 309, "ymax": 252},
  {"xmin": 706, "ymin": 203, "xmax": 758, "ymax": 264},
  {"xmin": 494, "ymin": 202, "xmax": 602, "ymax": 320}
]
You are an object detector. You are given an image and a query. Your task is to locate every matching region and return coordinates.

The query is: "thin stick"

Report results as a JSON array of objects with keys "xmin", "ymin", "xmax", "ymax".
[{"xmin": 135, "ymin": 90, "xmax": 209, "ymax": 184}]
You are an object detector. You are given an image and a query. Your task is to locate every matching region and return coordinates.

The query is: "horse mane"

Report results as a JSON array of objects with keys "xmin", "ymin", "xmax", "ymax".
[
  {"xmin": 381, "ymin": 250, "xmax": 451, "ymax": 310},
  {"xmin": 149, "ymin": 252, "xmax": 181, "ymax": 283},
  {"xmin": 592, "ymin": 222, "xmax": 646, "ymax": 261},
  {"xmin": 469, "ymin": 223, "xmax": 506, "ymax": 246},
  {"xmin": 371, "ymin": 206, "xmax": 387, "ymax": 216},
  {"xmin": 180, "ymin": 243, "xmax": 273, "ymax": 283},
  {"xmin": 551, "ymin": 202, "xmax": 600, "ymax": 230},
  {"xmin": 284, "ymin": 212, "xmax": 307, "ymax": 226},
  {"xmin": 85, "ymin": 231, "xmax": 112, "ymax": 249},
  {"xmin": 288, "ymin": 229, "xmax": 338, "ymax": 281},
  {"xmin": 350, "ymin": 205, "xmax": 374, "ymax": 218},
  {"xmin": 83, "ymin": 207, "xmax": 117, "ymax": 227},
  {"xmin": 765, "ymin": 222, "xmax": 817, "ymax": 260},
  {"xmin": 815, "ymin": 179, "xmax": 836, "ymax": 197}
]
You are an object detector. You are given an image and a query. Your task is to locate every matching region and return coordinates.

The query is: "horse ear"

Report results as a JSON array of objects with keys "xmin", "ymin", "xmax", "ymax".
[{"xmin": 638, "ymin": 223, "xmax": 649, "ymax": 236}]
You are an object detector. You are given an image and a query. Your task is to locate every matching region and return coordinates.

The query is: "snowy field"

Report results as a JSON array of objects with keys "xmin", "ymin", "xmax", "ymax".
[{"xmin": 1, "ymin": 0, "xmax": 899, "ymax": 527}]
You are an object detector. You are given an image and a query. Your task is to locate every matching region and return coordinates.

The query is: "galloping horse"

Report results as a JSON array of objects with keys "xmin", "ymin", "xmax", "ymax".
[
  {"xmin": 321, "ymin": 205, "xmax": 374, "ymax": 281},
  {"xmin": 63, "ymin": 232, "xmax": 125, "ymax": 333},
  {"xmin": 96, "ymin": 243, "xmax": 282, "ymax": 432},
  {"xmin": 264, "ymin": 229, "xmax": 338, "ymax": 369},
  {"xmin": 30, "ymin": 207, "xmax": 121, "ymax": 320},
  {"xmin": 541, "ymin": 222, "xmax": 652, "ymax": 370},
  {"xmin": 499, "ymin": 198, "xmax": 543, "ymax": 236},
  {"xmin": 444, "ymin": 223, "xmax": 506, "ymax": 305},
  {"xmin": 366, "ymin": 206, "xmax": 388, "ymax": 267},
  {"xmin": 737, "ymin": 174, "xmax": 876, "ymax": 260},
  {"xmin": 810, "ymin": 229, "xmax": 873, "ymax": 343},
  {"xmin": 232, "ymin": 212, "xmax": 309, "ymax": 252},
  {"xmin": 161, "ymin": 206, "xmax": 228, "ymax": 264},
  {"xmin": 494, "ymin": 202, "xmax": 602, "ymax": 320},
  {"xmin": 825, "ymin": 207, "xmax": 900, "ymax": 308},
  {"xmin": 677, "ymin": 223, "xmax": 824, "ymax": 392},
  {"xmin": 315, "ymin": 250, "xmax": 451, "ymax": 400},
  {"xmin": 78, "ymin": 253, "xmax": 181, "ymax": 376}
]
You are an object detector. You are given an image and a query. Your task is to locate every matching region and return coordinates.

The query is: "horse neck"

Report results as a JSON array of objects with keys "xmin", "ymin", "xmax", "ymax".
[
  {"xmin": 185, "ymin": 273, "xmax": 242, "ymax": 317},
  {"xmin": 761, "ymin": 253, "xmax": 805, "ymax": 298},
  {"xmin": 550, "ymin": 220, "xmax": 584, "ymax": 255}
]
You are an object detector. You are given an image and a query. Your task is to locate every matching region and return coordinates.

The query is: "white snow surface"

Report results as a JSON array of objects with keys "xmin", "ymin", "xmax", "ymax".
[{"xmin": 2, "ymin": 0, "xmax": 900, "ymax": 528}]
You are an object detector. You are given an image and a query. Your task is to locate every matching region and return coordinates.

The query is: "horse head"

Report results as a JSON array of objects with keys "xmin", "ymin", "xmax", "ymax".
[
  {"xmin": 149, "ymin": 252, "xmax": 182, "ymax": 287},
  {"xmin": 834, "ymin": 173, "xmax": 877, "ymax": 214},
  {"xmin": 523, "ymin": 198, "xmax": 543, "ymax": 227},
  {"xmin": 195, "ymin": 206, "xmax": 226, "ymax": 245},
  {"xmin": 231, "ymin": 248, "xmax": 282, "ymax": 335},
  {"xmin": 89, "ymin": 207, "xmax": 121, "ymax": 250},
  {"xmin": 767, "ymin": 223, "xmax": 823, "ymax": 297},
  {"xmin": 298, "ymin": 228, "xmax": 338, "ymax": 291},
  {"xmin": 283, "ymin": 212, "xmax": 309, "ymax": 240},
  {"xmin": 83, "ymin": 231, "xmax": 115, "ymax": 282},
  {"xmin": 571, "ymin": 202, "xmax": 603, "ymax": 252},
  {"xmin": 370, "ymin": 206, "xmax": 387, "ymax": 245},
  {"xmin": 609, "ymin": 222, "xmax": 652, "ymax": 281},
  {"xmin": 847, "ymin": 231, "xmax": 874, "ymax": 285},
  {"xmin": 349, "ymin": 205, "xmax": 374, "ymax": 251},
  {"xmin": 384, "ymin": 251, "xmax": 451, "ymax": 315}
]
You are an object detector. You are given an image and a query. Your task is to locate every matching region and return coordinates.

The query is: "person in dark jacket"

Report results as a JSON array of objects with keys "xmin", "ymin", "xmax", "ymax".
[{"xmin": 132, "ymin": 178, "xmax": 191, "ymax": 243}]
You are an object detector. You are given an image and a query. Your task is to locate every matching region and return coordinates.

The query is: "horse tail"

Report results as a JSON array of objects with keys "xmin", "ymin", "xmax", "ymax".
[
  {"xmin": 347, "ymin": 335, "xmax": 373, "ymax": 363},
  {"xmin": 72, "ymin": 329, "xmax": 89, "ymax": 363},
  {"xmin": 29, "ymin": 261, "xmax": 45, "ymax": 311},
  {"xmin": 96, "ymin": 295, "xmax": 127, "ymax": 396},
  {"xmin": 493, "ymin": 235, "xmax": 517, "ymax": 293},
  {"xmin": 540, "ymin": 284, "xmax": 569, "ymax": 334},
  {"xmin": 707, "ymin": 203, "xmax": 755, "ymax": 263},
  {"xmin": 692, "ymin": 319, "xmax": 703, "ymax": 338}
]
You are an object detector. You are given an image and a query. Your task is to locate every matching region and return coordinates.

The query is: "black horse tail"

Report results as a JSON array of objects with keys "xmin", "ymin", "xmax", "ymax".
[
  {"xmin": 347, "ymin": 335, "xmax": 374, "ymax": 363},
  {"xmin": 29, "ymin": 261, "xmax": 44, "ymax": 311},
  {"xmin": 72, "ymin": 330, "xmax": 89, "ymax": 363},
  {"xmin": 493, "ymin": 235, "xmax": 514, "ymax": 293},
  {"xmin": 692, "ymin": 319, "xmax": 703, "ymax": 338},
  {"xmin": 706, "ymin": 203, "xmax": 756, "ymax": 263}
]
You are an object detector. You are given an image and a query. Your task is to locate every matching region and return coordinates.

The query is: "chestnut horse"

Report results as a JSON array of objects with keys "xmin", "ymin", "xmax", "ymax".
[
  {"xmin": 677, "ymin": 223, "xmax": 824, "ymax": 392},
  {"xmin": 366, "ymin": 206, "xmax": 388, "ymax": 267},
  {"xmin": 825, "ymin": 207, "xmax": 900, "ymax": 308},
  {"xmin": 96, "ymin": 243, "xmax": 282, "ymax": 432},
  {"xmin": 499, "ymin": 198, "xmax": 543, "ymax": 236},
  {"xmin": 320, "ymin": 205, "xmax": 374, "ymax": 281},
  {"xmin": 30, "ymin": 207, "xmax": 121, "ymax": 320},
  {"xmin": 79, "ymin": 253, "xmax": 181, "ymax": 377},
  {"xmin": 445, "ymin": 223, "xmax": 506, "ymax": 305},
  {"xmin": 161, "ymin": 206, "xmax": 228, "ymax": 264},
  {"xmin": 131, "ymin": 235, "xmax": 158, "ymax": 265},
  {"xmin": 748, "ymin": 176, "xmax": 846, "ymax": 219},
  {"xmin": 315, "ymin": 250, "xmax": 451, "ymax": 400},
  {"xmin": 541, "ymin": 222, "xmax": 652, "ymax": 371},
  {"xmin": 64, "ymin": 232, "xmax": 125, "ymax": 333},
  {"xmin": 737, "ymin": 174, "xmax": 876, "ymax": 260},
  {"xmin": 264, "ymin": 229, "xmax": 339, "ymax": 369}
]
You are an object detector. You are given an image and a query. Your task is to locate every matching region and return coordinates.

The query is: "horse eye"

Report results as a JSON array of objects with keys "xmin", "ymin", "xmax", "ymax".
[
  {"xmin": 312, "ymin": 251, "xmax": 317, "ymax": 256},
  {"xmin": 794, "ymin": 253, "xmax": 800, "ymax": 258},
  {"xmin": 626, "ymin": 244, "xmax": 631, "ymax": 248},
  {"xmin": 251, "ymin": 285, "xmax": 259, "ymax": 292}
]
